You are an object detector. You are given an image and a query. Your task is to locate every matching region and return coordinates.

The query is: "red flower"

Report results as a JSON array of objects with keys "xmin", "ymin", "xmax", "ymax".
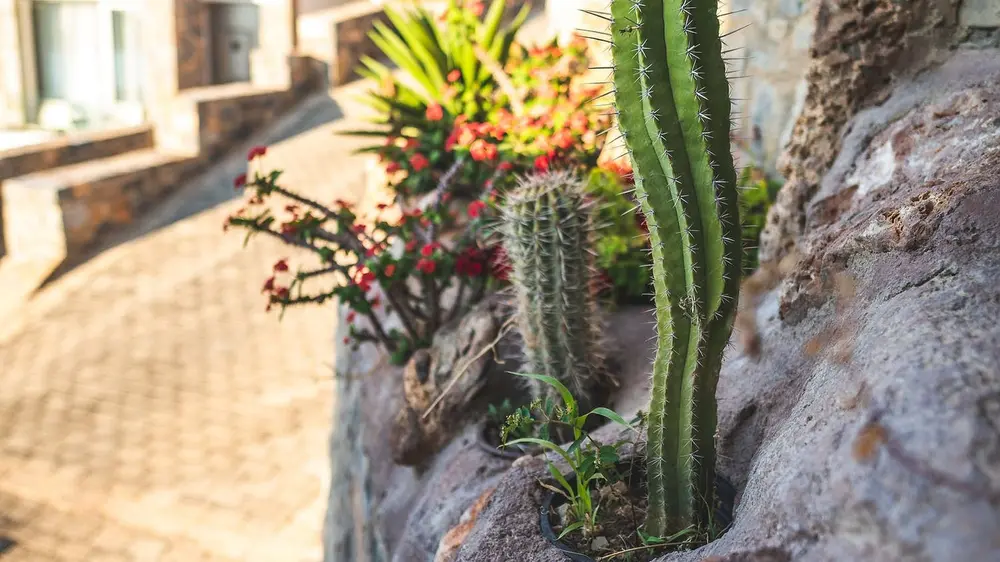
[
  {"xmin": 467, "ymin": 200, "xmax": 487, "ymax": 218},
  {"xmin": 274, "ymin": 287, "xmax": 290, "ymax": 300},
  {"xmin": 404, "ymin": 138, "xmax": 420, "ymax": 151},
  {"xmin": 468, "ymin": 0, "xmax": 484, "ymax": 16},
  {"xmin": 416, "ymin": 258, "xmax": 437, "ymax": 274},
  {"xmin": 410, "ymin": 153, "xmax": 430, "ymax": 172},
  {"xmin": 469, "ymin": 139, "xmax": 498, "ymax": 162},
  {"xmin": 353, "ymin": 223, "xmax": 366, "ymax": 234},
  {"xmin": 384, "ymin": 263, "xmax": 396, "ymax": 277},
  {"xmin": 347, "ymin": 311, "xmax": 357, "ymax": 323},
  {"xmin": 534, "ymin": 154, "xmax": 551, "ymax": 171},
  {"xmin": 498, "ymin": 161, "xmax": 513, "ymax": 172},
  {"xmin": 447, "ymin": 69, "xmax": 462, "ymax": 83},
  {"xmin": 262, "ymin": 276, "xmax": 276, "ymax": 293},
  {"xmin": 455, "ymin": 247, "xmax": 486, "ymax": 277},
  {"xmin": 405, "ymin": 240, "xmax": 418, "ymax": 252},
  {"xmin": 425, "ymin": 103, "xmax": 444, "ymax": 121},
  {"xmin": 343, "ymin": 337, "xmax": 350, "ymax": 344},
  {"xmin": 386, "ymin": 161, "xmax": 401, "ymax": 174},
  {"xmin": 455, "ymin": 125, "xmax": 477, "ymax": 148},
  {"xmin": 234, "ymin": 173, "xmax": 247, "ymax": 190},
  {"xmin": 553, "ymin": 129, "xmax": 574, "ymax": 150},
  {"xmin": 421, "ymin": 243, "xmax": 440, "ymax": 257},
  {"xmin": 354, "ymin": 269, "xmax": 377, "ymax": 293},
  {"xmin": 281, "ymin": 222, "xmax": 298, "ymax": 235},
  {"xmin": 247, "ymin": 145, "xmax": 267, "ymax": 161},
  {"xmin": 365, "ymin": 246, "xmax": 378, "ymax": 258},
  {"xmin": 371, "ymin": 295, "xmax": 381, "ymax": 308},
  {"xmin": 273, "ymin": 259, "xmax": 289, "ymax": 272}
]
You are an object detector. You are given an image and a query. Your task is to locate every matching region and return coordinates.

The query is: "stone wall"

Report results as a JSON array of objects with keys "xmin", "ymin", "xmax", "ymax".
[{"xmin": 0, "ymin": 127, "xmax": 154, "ymax": 182}]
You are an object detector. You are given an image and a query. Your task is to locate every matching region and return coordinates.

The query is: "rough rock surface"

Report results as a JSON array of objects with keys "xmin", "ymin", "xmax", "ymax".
[
  {"xmin": 454, "ymin": 48, "xmax": 1000, "ymax": 562},
  {"xmin": 324, "ymin": 292, "xmax": 658, "ymax": 561},
  {"xmin": 390, "ymin": 297, "xmax": 507, "ymax": 466},
  {"xmin": 759, "ymin": 0, "xmax": 961, "ymax": 263}
]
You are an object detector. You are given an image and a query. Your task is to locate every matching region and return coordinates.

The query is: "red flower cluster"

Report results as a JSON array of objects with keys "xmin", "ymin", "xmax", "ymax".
[
  {"xmin": 410, "ymin": 153, "xmax": 430, "ymax": 172},
  {"xmin": 354, "ymin": 268, "xmax": 377, "ymax": 292},
  {"xmin": 467, "ymin": 200, "xmax": 487, "ymax": 218},
  {"xmin": 426, "ymin": 103, "xmax": 444, "ymax": 121},
  {"xmin": 421, "ymin": 242, "xmax": 441, "ymax": 257},
  {"xmin": 417, "ymin": 258, "xmax": 437, "ymax": 274},
  {"xmin": 455, "ymin": 247, "xmax": 487, "ymax": 277},
  {"xmin": 445, "ymin": 118, "xmax": 505, "ymax": 152}
]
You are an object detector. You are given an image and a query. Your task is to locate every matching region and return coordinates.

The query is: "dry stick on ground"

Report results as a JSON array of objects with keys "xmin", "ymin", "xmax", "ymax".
[{"xmin": 421, "ymin": 315, "xmax": 518, "ymax": 419}]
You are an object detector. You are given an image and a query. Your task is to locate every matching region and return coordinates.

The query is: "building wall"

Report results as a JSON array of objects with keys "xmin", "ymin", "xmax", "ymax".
[{"xmin": 0, "ymin": 0, "xmax": 26, "ymax": 127}]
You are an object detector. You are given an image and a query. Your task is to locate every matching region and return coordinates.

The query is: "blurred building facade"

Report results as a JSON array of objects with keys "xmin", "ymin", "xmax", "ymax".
[
  {"xmin": 0, "ymin": 0, "xmax": 301, "ymax": 134},
  {"xmin": 0, "ymin": 0, "xmax": 321, "ymax": 262}
]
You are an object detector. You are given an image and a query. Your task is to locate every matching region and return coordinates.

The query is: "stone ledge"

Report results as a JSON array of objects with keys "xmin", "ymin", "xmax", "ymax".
[
  {"xmin": 1, "ymin": 149, "xmax": 192, "ymax": 259},
  {"xmin": 0, "ymin": 125, "xmax": 154, "ymax": 182},
  {"xmin": 157, "ymin": 84, "xmax": 300, "ymax": 161}
]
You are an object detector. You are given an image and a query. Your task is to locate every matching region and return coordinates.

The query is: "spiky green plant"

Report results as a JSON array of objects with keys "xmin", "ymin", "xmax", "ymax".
[
  {"xmin": 608, "ymin": 0, "xmax": 743, "ymax": 537},
  {"xmin": 501, "ymin": 171, "xmax": 604, "ymax": 411}
]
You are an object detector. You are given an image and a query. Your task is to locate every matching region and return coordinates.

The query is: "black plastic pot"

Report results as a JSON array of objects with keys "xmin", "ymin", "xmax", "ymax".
[
  {"xmin": 539, "ymin": 468, "xmax": 737, "ymax": 562},
  {"xmin": 475, "ymin": 422, "xmax": 539, "ymax": 460}
]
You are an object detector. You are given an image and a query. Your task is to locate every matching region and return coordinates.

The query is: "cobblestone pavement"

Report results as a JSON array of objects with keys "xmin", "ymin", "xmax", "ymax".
[{"xmin": 0, "ymin": 87, "xmax": 377, "ymax": 561}]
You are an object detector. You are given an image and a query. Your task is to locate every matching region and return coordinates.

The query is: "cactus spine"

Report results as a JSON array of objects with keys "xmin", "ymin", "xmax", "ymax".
[
  {"xmin": 609, "ymin": 0, "xmax": 742, "ymax": 536},
  {"xmin": 501, "ymin": 171, "xmax": 603, "ymax": 411}
]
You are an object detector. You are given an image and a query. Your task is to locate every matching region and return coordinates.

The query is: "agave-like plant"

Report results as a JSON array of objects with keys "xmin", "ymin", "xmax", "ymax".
[{"xmin": 352, "ymin": 0, "xmax": 530, "ymax": 133}]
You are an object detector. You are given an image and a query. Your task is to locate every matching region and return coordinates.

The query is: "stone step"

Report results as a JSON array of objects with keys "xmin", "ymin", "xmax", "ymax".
[{"xmin": 1, "ymin": 148, "xmax": 194, "ymax": 261}]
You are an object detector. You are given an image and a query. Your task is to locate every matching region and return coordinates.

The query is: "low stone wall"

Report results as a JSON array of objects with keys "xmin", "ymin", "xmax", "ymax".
[
  {"xmin": 0, "ymin": 126, "xmax": 155, "ymax": 257},
  {"xmin": 0, "ymin": 126, "xmax": 154, "ymax": 182}
]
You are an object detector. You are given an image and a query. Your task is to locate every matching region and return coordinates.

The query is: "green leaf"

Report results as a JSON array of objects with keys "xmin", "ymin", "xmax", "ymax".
[
  {"xmin": 509, "ymin": 372, "xmax": 575, "ymax": 412},
  {"xmin": 504, "ymin": 437, "xmax": 574, "ymax": 468},
  {"xmin": 585, "ymin": 407, "xmax": 634, "ymax": 430},
  {"xmin": 478, "ymin": 0, "xmax": 505, "ymax": 48},
  {"xmin": 547, "ymin": 463, "xmax": 575, "ymax": 497},
  {"xmin": 598, "ymin": 445, "xmax": 619, "ymax": 465},
  {"xmin": 556, "ymin": 521, "xmax": 585, "ymax": 541},
  {"xmin": 384, "ymin": 6, "xmax": 446, "ymax": 92}
]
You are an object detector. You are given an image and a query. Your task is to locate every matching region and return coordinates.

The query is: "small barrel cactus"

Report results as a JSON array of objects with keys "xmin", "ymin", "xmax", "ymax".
[{"xmin": 501, "ymin": 171, "xmax": 604, "ymax": 411}]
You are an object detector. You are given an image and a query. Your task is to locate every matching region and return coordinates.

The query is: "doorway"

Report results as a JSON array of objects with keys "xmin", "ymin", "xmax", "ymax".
[{"xmin": 208, "ymin": 2, "xmax": 260, "ymax": 85}]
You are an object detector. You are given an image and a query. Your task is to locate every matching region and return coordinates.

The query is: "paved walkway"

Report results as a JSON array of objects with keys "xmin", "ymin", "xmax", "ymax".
[{"xmin": 0, "ymin": 86, "xmax": 377, "ymax": 561}]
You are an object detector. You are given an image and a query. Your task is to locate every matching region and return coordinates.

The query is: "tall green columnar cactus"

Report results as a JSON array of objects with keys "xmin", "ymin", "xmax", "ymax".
[
  {"xmin": 608, "ymin": 0, "xmax": 742, "ymax": 536},
  {"xmin": 502, "ymin": 171, "xmax": 603, "ymax": 411}
]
